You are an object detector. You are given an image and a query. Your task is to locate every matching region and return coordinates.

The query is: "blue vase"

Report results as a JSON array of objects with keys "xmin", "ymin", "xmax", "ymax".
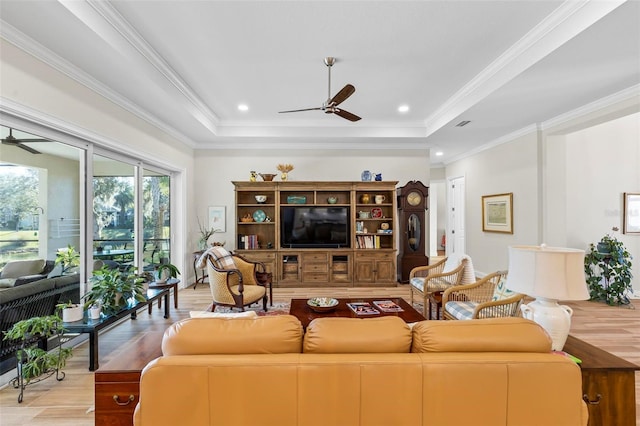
[{"xmin": 361, "ymin": 170, "xmax": 371, "ymax": 181}]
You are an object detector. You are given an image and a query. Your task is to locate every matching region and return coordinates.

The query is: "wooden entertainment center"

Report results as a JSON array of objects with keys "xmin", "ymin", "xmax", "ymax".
[{"xmin": 233, "ymin": 181, "xmax": 398, "ymax": 287}]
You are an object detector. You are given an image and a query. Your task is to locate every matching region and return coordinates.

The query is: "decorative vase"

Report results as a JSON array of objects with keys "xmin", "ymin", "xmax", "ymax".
[
  {"xmin": 361, "ymin": 170, "xmax": 371, "ymax": 182},
  {"xmin": 281, "ymin": 172, "xmax": 288, "ymax": 181},
  {"xmin": 360, "ymin": 194, "xmax": 370, "ymax": 204}
]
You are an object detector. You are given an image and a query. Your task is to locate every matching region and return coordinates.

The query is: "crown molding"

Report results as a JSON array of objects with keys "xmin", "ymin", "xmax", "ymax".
[
  {"xmin": 424, "ymin": 0, "xmax": 626, "ymax": 138},
  {"xmin": 1, "ymin": 21, "xmax": 198, "ymax": 149},
  {"xmin": 541, "ymin": 84, "xmax": 640, "ymax": 131},
  {"xmin": 0, "ymin": 97, "xmax": 183, "ymax": 171},
  {"xmin": 86, "ymin": 1, "xmax": 220, "ymax": 130}
]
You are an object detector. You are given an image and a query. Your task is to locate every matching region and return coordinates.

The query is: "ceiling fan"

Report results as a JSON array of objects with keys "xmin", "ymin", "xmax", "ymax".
[
  {"xmin": 1, "ymin": 128, "xmax": 45, "ymax": 154},
  {"xmin": 279, "ymin": 57, "xmax": 361, "ymax": 122}
]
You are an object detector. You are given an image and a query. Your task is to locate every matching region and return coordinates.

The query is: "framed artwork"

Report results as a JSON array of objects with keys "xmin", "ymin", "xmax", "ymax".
[
  {"xmin": 482, "ymin": 193, "xmax": 513, "ymax": 234},
  {"xmin": 208, "ymin": 206, "xmax": 226, "ymax": 232},
  {"xmin": 623, "ymin": 192, "xmax": 640, "ymax": 235}
]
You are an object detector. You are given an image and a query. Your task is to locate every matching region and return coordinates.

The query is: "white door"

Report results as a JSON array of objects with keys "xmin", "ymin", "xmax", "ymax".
[{"xmin": 447, "ymin": 176, "xmax": 466, "ymax": 256}]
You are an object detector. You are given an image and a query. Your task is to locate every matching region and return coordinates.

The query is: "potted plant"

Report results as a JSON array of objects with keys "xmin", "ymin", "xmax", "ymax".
[
  {"xmin": 584, "ymin": 234, "xmax": 633, "ymax": 306},
  {"xmin": 56, "ymin": 301, "xmax": 83, "ymax": 322},
  {"xmin": 55, "ymin": 245, "xmax": 80, "ymax": 274},
  {"xmin": 83, "ymin": 266, "xmax": 147, "ymax": 315},
  {"xmin": 2, "ymin": 314, "xmax": 73, "ymax": 403},
  {"xmin": 156, "ymin": 263, "xmax": 181, "ymax": 283}
]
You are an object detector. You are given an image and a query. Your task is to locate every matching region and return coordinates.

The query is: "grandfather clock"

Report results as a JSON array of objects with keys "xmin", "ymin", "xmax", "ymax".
[{"xmin": 397, "ymin": 181, "xmax": 429, "ymax": 283}]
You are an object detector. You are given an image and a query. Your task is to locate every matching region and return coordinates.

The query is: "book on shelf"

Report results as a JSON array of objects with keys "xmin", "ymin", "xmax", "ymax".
[
  {"xmin": 373, "ymin": 300, "xmax": 404, "ymax": 312},
  {"xmin": 347, "ymin": 302, "xmax": 380, "ymax": 315},
  {"xmin": 237, "ymin": 234, "xmax": 259, "ymax": 250}
]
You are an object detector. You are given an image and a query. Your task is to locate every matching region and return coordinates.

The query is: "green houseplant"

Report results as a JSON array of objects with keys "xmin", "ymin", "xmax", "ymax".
[
  {"xmin": 55, "ymin": 244, "xmax": 80, "ymax": 274},
  {"xmin": 156, "ymin": 263, "xmax": 181, "ymax": 283},
  {"xmin": 584, "ymin": 234, "xmax": 633, "ymax": 306},
  {"xmin": 83, "ymin": 266, "xmax": 147, "ymax": 314},
  {"xmin": 2, "ymin": 313, "xmax": 73, "ymax": 403}
]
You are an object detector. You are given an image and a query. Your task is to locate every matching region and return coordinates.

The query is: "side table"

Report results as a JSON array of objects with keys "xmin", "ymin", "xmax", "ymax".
[
  {"xmin": 95, "ymin": 331, "xmax": 164, "ymax": 426},
  {"xmin": 426, "ymin": 291, "xmax": 443, "ymax": 320},
  {"xmin": 148, "ymin": 278, "xmax": 180, "ymax": 311},
  {"xmin": 563, "ymin": 335, "xmax": 639, "ymax": 426},
  {"xmin": 192, "ymin": 250, "xmax": 207, "ymax": 289}
]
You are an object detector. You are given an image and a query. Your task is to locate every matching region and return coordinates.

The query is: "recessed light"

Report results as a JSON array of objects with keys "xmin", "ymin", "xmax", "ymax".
[
  {"xmin": 398, "ymin": 105, "xmax": 409, "ymax": 113},
  {"xmin": 435, "ymin": 151, "xmax": 443, "ymax": 156},
  {"xmin": 238, "ymin": 104, "xmax": 249, "ymax": 111}
]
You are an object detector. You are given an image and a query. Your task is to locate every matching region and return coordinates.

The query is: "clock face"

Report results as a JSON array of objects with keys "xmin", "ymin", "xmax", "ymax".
[{"xmin": 407, "ymin": 191, "xmax": 422, "ymax": 206}]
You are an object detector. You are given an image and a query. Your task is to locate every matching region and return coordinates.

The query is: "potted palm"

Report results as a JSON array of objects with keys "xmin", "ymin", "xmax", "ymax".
[
  {"xmin": 584, "ymin": 234, "xmax": 633, "ymax": 305},
  {"xmin": 2, "ymin": 314, "xmax": 73, "ymax": 403},
  {"xmin": 83, "ymin": 266, "xmax": 147, "ymax": 315}
]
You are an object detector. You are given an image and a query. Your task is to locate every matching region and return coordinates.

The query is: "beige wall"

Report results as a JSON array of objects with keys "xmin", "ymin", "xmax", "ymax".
[
  {"xmin": 446, "ymin": 106, "xmax": 639, "ymax": 294},
  {"xmin": 1, "ymin": 39, "xmax": 195, "ymax": 281},
  {"xmin": 193, "ymin": 149, "xmax": 430, "ymax": 251}
]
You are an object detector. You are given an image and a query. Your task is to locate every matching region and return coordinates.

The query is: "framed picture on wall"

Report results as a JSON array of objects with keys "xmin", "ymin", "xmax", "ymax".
[
  {"xmin": 208, "ymin": 206, "xmax": 226, "ymax": 232},
  {"xmin": 623, "ymin": 192, "xmax": 640, "ymax": 235},
  {"xmin": 482, "ymin": 193, "xmax": 513, "ymax": 234}
]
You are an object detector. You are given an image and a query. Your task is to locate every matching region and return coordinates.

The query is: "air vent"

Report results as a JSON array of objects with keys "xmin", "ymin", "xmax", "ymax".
[{"xmin": 455, "ymin": 120, "xmax": 471, "ymax": 127}]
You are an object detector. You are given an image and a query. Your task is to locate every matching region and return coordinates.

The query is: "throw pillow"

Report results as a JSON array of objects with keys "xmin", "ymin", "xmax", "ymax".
[
  {"xmin": 208, "ymin": 246, "xmax": 236, "ymax": 270},
  {"xmin": 492, "ymin": 276, "xmax": 516, "ymax": 301},
  {"xmin": 0, "ymin": 259, "xmax": 45, "ymax": 279}
]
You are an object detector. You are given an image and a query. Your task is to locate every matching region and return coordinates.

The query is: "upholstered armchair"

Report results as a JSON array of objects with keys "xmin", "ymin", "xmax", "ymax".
[
  {"xmin": 409, "ymin": 254, "xmax": 475, "ymax": 318},
  {"xmin": 442, "ymin": 270, "xmax": 524, "ymax": 320},
  {"xmin": 201, "ymin": 247, "xmax": 268, "ymax": 312}
]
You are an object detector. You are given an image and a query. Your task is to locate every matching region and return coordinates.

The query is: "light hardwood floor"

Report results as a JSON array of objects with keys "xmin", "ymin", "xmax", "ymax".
[{"xmin": 0, "ymin": 283, "xmax": 638, "ymax": 425}]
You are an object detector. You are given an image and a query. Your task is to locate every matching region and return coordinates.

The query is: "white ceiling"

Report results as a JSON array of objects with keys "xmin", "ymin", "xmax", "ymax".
[{"xmin": 1, "ymin": 1, "xmax": 639, "ymax": 165}]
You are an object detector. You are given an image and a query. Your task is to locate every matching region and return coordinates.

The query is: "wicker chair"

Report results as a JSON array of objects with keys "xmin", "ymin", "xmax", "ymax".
[
  {"xmin": 442, "ymin": 270, "xmax": 524, "ymax": 320},
  {"xmin": 203, "ymin": 247, "xmax": 268, "ymax": 312},
  {"xmin": 409, "ymin": 254, "xmax": 473, "ymax": 318}
]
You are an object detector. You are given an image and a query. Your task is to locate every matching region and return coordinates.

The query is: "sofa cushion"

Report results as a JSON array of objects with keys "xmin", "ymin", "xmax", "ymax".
[
  {"xmin": 411, "ymin": 317, "xmax": 552, "ymax": 353},
  {"xmin": 189, "ymin": 310, "xmax": 258, "ymax": 318},
  {"xmin": 0, "ymin": 259, "xmax": 46, "ymax": 279},
  {"xmin": 303, "ymin": 316, "xmax": 412, "ymax": 353},
  {"xmin": 162, "ymin": 315, "xmax": 303, "ymax": 355}
]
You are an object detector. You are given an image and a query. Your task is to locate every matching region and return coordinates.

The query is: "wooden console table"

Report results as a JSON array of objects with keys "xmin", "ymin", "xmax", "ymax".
[
  {"xmin": 563, "ymin": 335, "xmax": 639, "ymax": 426},
  {"xmin": 94, "ymin": 331, "xmax": 164, "ymax": 426}
]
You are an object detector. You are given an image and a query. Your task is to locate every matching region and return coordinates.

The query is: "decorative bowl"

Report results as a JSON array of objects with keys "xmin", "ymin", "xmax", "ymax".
[
  {"xmin": 255, "ymin": 195, "xmax": 267, "ymax": 203},
  {"xmin": 307, "ymin": 297, "xmax": 339, "ymax": 313},
  {"xmin": 259, "ymin": 173, "xmax": 276, "ymax": 181},
  {"xmin": 327, "ymin": 197, "xmax": 338, "ymax": 204}
]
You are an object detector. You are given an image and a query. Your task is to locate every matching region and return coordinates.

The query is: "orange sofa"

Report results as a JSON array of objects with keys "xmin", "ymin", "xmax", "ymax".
[{"xmin": 134, "ymin": 316, "xmax": 587, "ymax": 426}]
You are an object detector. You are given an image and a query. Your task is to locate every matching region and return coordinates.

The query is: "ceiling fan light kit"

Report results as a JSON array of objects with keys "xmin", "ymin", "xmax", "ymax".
[{"xmin": 279, "ymin": 57, "xmax": 361, "ymax": 122}]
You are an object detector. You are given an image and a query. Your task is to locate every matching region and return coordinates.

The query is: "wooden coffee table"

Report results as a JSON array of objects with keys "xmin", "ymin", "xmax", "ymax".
[{"xmin": 289, "ymin": 297, "xmax": 425, "ymax": 329}]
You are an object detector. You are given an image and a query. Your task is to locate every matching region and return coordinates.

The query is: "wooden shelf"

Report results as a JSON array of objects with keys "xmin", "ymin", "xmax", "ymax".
[{"xmin": 233, "ymin": 181, "xmax": 398, "ymax": 287}]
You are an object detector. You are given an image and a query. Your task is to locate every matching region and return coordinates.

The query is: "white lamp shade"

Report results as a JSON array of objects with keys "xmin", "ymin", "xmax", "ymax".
[{"xmin": 506, "ymin": 245, "xmax": 589, "ymax": 301}]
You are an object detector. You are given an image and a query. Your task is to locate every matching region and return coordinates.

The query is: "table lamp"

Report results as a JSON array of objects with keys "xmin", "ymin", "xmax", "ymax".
[{"xmin": 506, "ymin": 245, "xmax": 589, "ymax": 351}]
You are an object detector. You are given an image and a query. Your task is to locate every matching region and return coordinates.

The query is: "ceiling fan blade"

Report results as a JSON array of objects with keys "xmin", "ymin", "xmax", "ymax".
[
  {"xmin": 278, "ymin": 107, "xmax": 323, "ymax": 113},
  {"xmin": 15, "ymin": 138, "xmax": 50, "ymax": 142},
  {"xmin": 18, "ymin": 144, "xmax": 41, "ymax": 154},
  {"xmin": 334, "ymin": 108, "xmax": 361, "ymax": 122},
  {"xmin": 329, "ymin": 84, "xmax": 355, "ymax": 107}
]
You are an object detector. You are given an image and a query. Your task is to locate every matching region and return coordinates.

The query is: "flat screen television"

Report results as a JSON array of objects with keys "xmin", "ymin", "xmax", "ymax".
[{"xmin": 280, "ymin": 206, "xmax": 350, "ymax": 248}]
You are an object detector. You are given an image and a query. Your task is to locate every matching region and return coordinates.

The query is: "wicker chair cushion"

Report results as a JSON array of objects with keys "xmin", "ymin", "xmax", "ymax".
[
  {"xmin": 492, "ymin": 276, "xmax": 517, "ymax": 301},
  {"xmin": 426, "ymin": 276, "xmax": 452, "ymax": 292},
  {"xmin": 208, "ymin": 246, "xmax": 237, "ymax": 270},
  {"xmin": 409, "ymin": 277, "xmax": 425, "ymax": 291},
  {"xmin": 444, "ymin": 301, "xmax": 477, "ymax": 320}
]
